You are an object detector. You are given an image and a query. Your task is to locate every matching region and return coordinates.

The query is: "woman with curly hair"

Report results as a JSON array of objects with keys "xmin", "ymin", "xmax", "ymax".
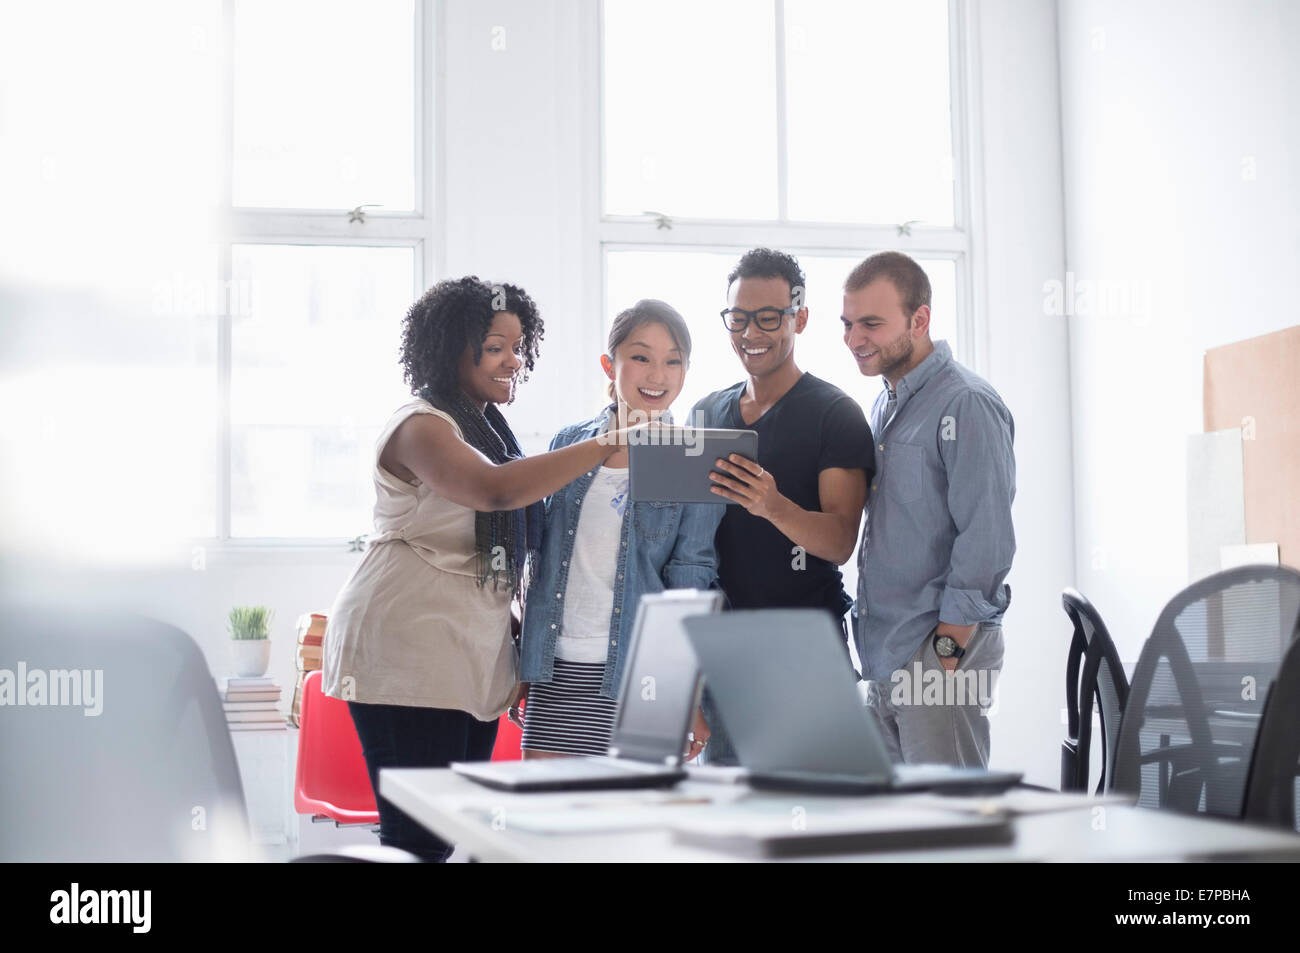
[{"xmin": 322, "ymin": 275, "xmax": 626, "ymax": 862}]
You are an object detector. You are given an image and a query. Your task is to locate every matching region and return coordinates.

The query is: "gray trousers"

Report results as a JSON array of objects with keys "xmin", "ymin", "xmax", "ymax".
[{"xmin": 862, "ymin": 622, "xmax": 1004, "ymax": 768}]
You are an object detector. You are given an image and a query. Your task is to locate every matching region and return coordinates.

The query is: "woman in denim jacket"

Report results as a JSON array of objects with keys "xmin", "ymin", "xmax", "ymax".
[{"xmin": 517, "ymin": 299, "xmax": 724, "ymax": 759}]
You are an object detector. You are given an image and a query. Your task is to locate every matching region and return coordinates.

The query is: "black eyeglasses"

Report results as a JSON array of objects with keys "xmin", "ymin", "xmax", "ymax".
[{"xmin": 720, "ymin": 306, "xmax": 797, "ymax": 332}]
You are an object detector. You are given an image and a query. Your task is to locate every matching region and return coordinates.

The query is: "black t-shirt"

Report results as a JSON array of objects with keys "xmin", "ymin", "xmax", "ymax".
[{"xmin": 689, "ymin": 373, "xmax": 875, "ymax": 619}]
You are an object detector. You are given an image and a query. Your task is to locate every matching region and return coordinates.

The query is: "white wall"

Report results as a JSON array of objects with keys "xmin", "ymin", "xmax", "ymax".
[
  {"xmin": 439, "ymin": 0, "xmax": 598, "ymax": 442},
  {"xmin": 972, "ymin": 0, "xmax": 1075, "ymax": 785},
  {"xmin": 1059, "ymin": 0, "xmax": 1300, "ymax": 664}
]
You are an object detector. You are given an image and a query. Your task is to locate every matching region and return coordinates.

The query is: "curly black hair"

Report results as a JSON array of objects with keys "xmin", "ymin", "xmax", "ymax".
[
  {"xmin": 399, "ymin": 276, "xmax": 544, "ymax": 403},
  {"xmin": 726, "ymin": 247, "xmax": 806, "ymax": 302}
]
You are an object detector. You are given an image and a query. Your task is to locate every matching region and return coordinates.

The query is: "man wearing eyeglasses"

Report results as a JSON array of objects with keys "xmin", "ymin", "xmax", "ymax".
[
  {"xmin": 689, "ymin": 247, "xmax": 874, "ymax": 766},
  {"xmin": 843, "ymin": 251, "xmax": 1015, "ymax": 769}
]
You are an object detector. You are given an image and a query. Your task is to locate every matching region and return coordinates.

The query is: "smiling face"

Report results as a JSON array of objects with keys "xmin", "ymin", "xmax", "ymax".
[
  {"xmin": 842, "ymin": 277, "xmax": 931, "ymax": 385},
  {"xmin": 727, "ymin": 275, "xmax": 806, "ymax": 379},
  {"xmin": 457, "ymin": 310, "xmax": 524, "ymax": 406},
  {"xmin": 602, "ymin": 320, "xmax": 686, "ymax": 416}
]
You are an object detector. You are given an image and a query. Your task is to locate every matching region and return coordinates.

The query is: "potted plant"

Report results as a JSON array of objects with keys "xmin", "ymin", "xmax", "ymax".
[{"xmin": 228, "ymin": 606, "xmax": 273, "ymax": 677}]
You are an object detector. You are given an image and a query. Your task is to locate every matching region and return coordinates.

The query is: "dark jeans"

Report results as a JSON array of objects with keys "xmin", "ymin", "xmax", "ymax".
[{"xmin": 347, "ymin": 700, "xmax": 498, "ymax": 862}]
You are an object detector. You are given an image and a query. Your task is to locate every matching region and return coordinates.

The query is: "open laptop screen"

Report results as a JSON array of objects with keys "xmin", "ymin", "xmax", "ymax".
[
  {"xmin": 684, "ymin": 609, "xmax": 894, "ymax": 780},
  {"xmin": 609, "ymin": 590, "xmax": 723, "ymax": 763}
]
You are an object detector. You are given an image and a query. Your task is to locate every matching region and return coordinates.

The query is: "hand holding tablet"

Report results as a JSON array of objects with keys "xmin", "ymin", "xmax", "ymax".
[{"xmin": 706, "ymin": 452, "xmax": 783, "ymax": 519}]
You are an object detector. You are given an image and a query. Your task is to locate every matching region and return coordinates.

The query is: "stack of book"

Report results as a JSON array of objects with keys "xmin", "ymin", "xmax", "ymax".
[
  {"xmin": 297, "ymin": 613, "xmax": 325, "ymax": 671},
  {"xmin": 219, "ymin": 676, "xmax": 286, "ymax": 732},
  {"xmin": 289, "ymin": 613, "xmax": 327, "ymax": 727}
]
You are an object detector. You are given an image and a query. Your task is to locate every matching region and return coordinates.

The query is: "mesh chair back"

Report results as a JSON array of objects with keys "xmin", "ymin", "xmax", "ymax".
[
  {"xmin": 1113, "ymin": 565, "xmax": 1300, "ymax": 820},
  {"xmin": 1242, "ymin": 633, "xmax": 1300, "ymax": 830},
  {"xmin": 1061, "ymin": 588, "xmax": 1130, "ymax": 792}
]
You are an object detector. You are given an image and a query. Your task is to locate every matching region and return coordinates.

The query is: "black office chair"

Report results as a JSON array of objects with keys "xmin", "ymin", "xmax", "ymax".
[
  {"xmin": 1241, "ymin": 633, "xmax": 1300, "ymax": 830},
  {"xmin": 1060, "ymin": 588, "xmax": 1130, "ymax": 793},
  {"xmin": 1112, "ymin": 565, "xmax": 1300, "ymax": 820}
]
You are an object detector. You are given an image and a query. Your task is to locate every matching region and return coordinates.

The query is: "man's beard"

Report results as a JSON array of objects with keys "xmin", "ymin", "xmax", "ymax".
[{"xmin": 877, "ymin": 321, "xmax": 915, "ymax": 380}]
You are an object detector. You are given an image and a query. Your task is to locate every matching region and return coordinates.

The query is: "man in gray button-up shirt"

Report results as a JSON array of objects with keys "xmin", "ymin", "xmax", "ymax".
[{"xmin": 841, "ymin": 251, "xmax": 1015, "ymax": 768}]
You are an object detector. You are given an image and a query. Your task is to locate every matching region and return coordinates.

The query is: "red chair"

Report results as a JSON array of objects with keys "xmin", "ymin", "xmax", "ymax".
[
  {"xmin": 294, "ymin": 671, "xmax": 379, "ymax": 826},
  {"xmin": 491, "ymin": 709, "xmax": 523, "ymax": 761},
  {"xmin": 294, "ymin": 671, "xmax": 521, "ymax": 827}
]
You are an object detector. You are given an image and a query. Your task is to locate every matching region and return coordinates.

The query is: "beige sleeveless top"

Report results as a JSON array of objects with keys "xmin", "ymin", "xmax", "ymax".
[{"xmin": 321, "ymin": 399, "xmax": 515, "ymax": 718}]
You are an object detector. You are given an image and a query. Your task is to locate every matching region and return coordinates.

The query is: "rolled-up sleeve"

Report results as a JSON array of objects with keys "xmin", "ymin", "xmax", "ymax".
[
  {"xmin": 937, "ymin": 390, "xmax": 1016, "ymax": 625},
  {"xmin": 663, "ymin": 502, "xmax": 724, "ymax": 591}
]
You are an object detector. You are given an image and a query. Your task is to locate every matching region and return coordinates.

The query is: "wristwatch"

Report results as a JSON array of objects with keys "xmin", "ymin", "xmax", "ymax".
[{"xmin": 932, "ymin": 628, "xmax": 966, "ymax": 661}]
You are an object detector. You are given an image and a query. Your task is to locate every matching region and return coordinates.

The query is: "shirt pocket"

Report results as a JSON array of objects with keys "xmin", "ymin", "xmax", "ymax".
[
  {"xmin": 633, "ymin": 501, "xmax": 680, "ymax": 542},
  {"xmin": 884, "ymin": 442, "xmax": 924, "ymax": 505}
]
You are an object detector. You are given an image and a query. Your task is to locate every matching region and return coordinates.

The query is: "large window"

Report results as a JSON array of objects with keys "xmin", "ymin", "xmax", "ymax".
[
  {"xmin": 229, "ymin": 244, "xmax": 416, "ymax": 538},
  {"xmin": 603, "ymin": 0, "xmax": 955, "ymax": 226},
  {"xmin": 219, "ymin": 0, "xmax": 430, "ymax": 543},
  {"xmin": 599, "ymin": 0, "xmax": 972, "ymax": 422}
]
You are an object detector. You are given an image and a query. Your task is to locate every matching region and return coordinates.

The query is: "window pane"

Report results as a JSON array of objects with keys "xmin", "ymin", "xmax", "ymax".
[
  {"xmin": 784, "ymin": 0, "xmax": 954, "ymax": 224},
  {"xmin": 603, "ymin": 0, "xmax": 778, "ymax": 219},
  {"xmin": 230, "ymin": 244, "xmax": 415, "ymax": 537},
  {"xmin": 0, "ymin": 249, "xmax": 220, "ymax": 561},
  {"xmin": 233, "ymin": 0, "xmax": 416, "ymax": 210},
  {"xmin": 605, "ymin": 250, "xmax": 745, "ymax": 417}
]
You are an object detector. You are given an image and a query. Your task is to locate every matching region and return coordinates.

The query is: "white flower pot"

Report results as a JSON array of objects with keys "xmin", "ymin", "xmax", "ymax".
[{"xmin": 230, "ymin": 638, "xmax": 271, "ymax": 678}]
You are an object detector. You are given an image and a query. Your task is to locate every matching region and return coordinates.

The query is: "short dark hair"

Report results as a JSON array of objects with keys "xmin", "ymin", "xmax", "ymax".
[
  {"xmin": 726, "ymin": 247, "xmax": 806, "ymax": 304},
  {"xmin": 607, "ymin": 299, "xmax": 691, "ymax": 361},
  {"xmin": 400, "ymin": 275, "xmax": 543, "ymax": 402},
  {"xmin": 844, "ymin": 251, "xmax": 931, "ymax": 317},
  {"xmin": 606, "ymin": 299, "xmax": 691, "ymax": 400}
]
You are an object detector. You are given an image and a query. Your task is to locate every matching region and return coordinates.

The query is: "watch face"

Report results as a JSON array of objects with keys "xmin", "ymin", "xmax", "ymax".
[{"xmin": 936, "ymin": 635, "xmax": 957, "ymax": 657}]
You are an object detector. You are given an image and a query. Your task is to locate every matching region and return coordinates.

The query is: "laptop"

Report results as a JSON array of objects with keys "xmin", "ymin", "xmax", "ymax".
[
  {"xmin": 451, "ymin": 589, "xmax": 723, "ymax": 792},
  {"xmin": 683, "ymin": 610, "xmax": 1023, "ymax": 795},
  {"xmin": 628, "ymin": 427, "xmax": 758, "ymax": 505}
]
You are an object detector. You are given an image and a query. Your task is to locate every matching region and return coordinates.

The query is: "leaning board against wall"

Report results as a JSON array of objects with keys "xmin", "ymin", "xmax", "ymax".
[{"xmin": 1202, "ymin": 325, "xmax": 1300, "ymax": 573}]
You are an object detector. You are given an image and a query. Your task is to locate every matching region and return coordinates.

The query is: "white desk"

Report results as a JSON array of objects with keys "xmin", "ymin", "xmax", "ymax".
[{"xmin": 380, "ymin": 769, "xmax": 1300, "ymax": 863}]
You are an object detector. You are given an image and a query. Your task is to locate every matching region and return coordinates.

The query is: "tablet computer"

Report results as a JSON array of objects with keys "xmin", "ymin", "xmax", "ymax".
[{"xmin": 627, "ymin": 427, "xmax": 758, "ymax": 505}]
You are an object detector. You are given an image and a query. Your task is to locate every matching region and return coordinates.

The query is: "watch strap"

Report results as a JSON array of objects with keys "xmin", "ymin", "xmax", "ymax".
[{"xmin": 932, "ymin": 630, "xmax": 967, "ymax": 659}]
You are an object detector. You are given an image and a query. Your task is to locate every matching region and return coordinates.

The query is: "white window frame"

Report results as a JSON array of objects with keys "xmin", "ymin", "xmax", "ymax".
[
  {"xmin": 584, "ymin": 0, "xmax": 987, "ymax": 401},
  {"xmin": 207, "ymin": 0, "xmax": 438, "ymax": 553}
]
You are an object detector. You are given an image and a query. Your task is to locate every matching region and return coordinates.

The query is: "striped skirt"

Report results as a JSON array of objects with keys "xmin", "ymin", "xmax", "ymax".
[{"xmin": 520, "ymin": 658, "xmax": 619, "ymax": 756}]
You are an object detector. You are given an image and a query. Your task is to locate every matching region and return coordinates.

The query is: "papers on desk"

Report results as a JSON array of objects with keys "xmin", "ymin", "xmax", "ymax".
[
  {"xmin": 456, "ymin": 787, "xmax": 752, "ymax": 835},
  {"xmin": 661, "ymin": 790, "xmax": 1135, "ymax": 857},
  {"xmin": 909, "ymin": 788, "xmax": 1137, "ymax": 816},
  {"xmin": 447, "ymin": 783, "xmax": 1137, "ymax": 855}
]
